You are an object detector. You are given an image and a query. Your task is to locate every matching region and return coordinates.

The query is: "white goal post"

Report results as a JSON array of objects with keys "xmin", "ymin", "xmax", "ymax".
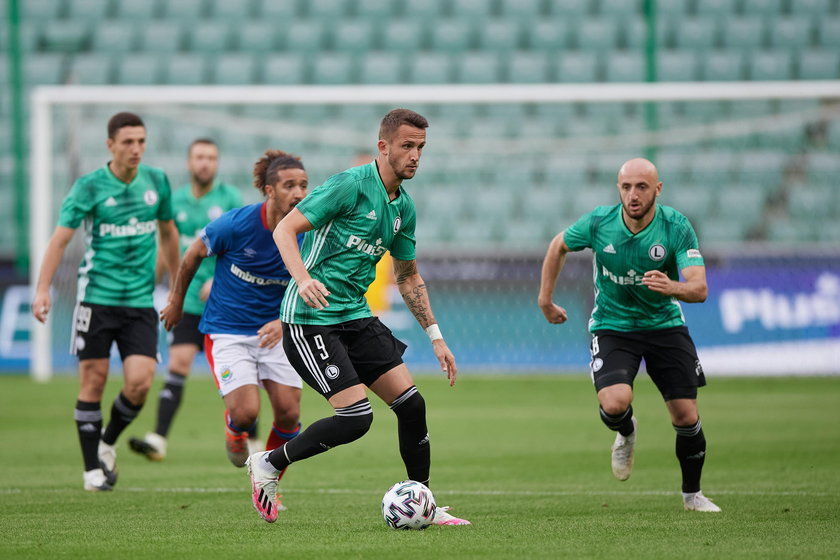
[{"xmin": 29, "ymin": 81, "xmax": 840, "ymax": 380}]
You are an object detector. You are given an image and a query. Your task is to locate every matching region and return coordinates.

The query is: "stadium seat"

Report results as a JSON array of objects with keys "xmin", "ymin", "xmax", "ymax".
[
  {"xmin": 429, "ymin": 19, "xmax": 475, "ymax": 51},
  {"xmin": 24, "ymin": 0, "xmax": 66, "ymax": 19},
  {"xmin": 749, "ymin": 50, "xmax": 793, "ymax": 80},
  {"xmin": 546, "ymin": 0, "xmax": 591, "ymax": 17},
  {"xmin": 662, "ymin": 186, "xmax": 715, "ymax": 216},
  {"xmin": 211, "ymin": 53, "xmax": 256, "ymax": 84},
  {"xmin": 575, "ymin": 18, "xmax": 620, "ymax": 51},
  {"xmin": 407, "ymin": 52, "xmax": 452, "ymax": 84},
  {"xmin": 741, "ymin": 0, "xmax": 783, "ymax": 16},
  {"xmin": 209, "ymin": 0, "xmax": 256, "ymax": 20},
  {"xmin": 502, "ymin": 218, "xmax": 551, "ymax": 247},
  {"xmin": 555, "ymin": 51, "xmax": 599, "ymax": 82},
  {"xmin": 789, "ymin": 0, "xmax": 832, "ymax": 16},
  {"xmin": 403, "ymin": 0, "xmax": 444, "ymax": 19},
  {"xmin": 455, "ymin": 51, "xmax": 502, "ymax": 84},
  {"xmin": 721, "ymin": 18, "xmax": 766, "ymax": 50},
  {"xmin": 735, "ymin": 150, "xmax": 786, "ymax": 188},
  {"xmin": 655, "ymin": 0, "xmax": 690, "ymax": 17},
  {"xmin": 816, "ymin": 18, "xmax": 840, "ymax": 48},
  {"xmin": 331, "ymin": 19, "xmax": 377, "ymax": 52},
  {"xmin": 450, "ymin": 0, "xmax": 496, "ymax": 17},
  {"xmin": 162, "ymin": 53, "xmax": 208, "ymax": 84},
  {"xmin": 798, "ymin": 49, "xmax": 840, "ymax": 79},
  {"xmin": 527, "ymin": 19, "xmax": 572, "ymax": 50},
  {"xmin": 162, "ymin": 0, "xmax": 208, "ymax": 20},
  {"xmin": 766, "ymin": 218, "xmax": 813, "ymax": 243},
  {"xmin": 507, "ymin": 51, "xmax": 551, "ymax": 83},
  {"xmin": 67, "ymin": 53, "xmax": 114, "ymax": 84},
  {"xmin": 114, "ymin": 0, "xmax": 160, "ymax": 19},
  {"xmin": 702, "ymin": 50, "xmax": 746, "ymax": 80},
  {"xmin": 477, "ymin": 19, "xmax": 522, "ymax": 51},
  {"xmin": 358, "ymin": 51, "xmax": 404, "ymax": 84},
  {"xmin": 311, "ymin": 52, "xmax": 356, "ymax": 84},
  {"xmin": 25, "ymin": 54, "xmax": 66, "ymax": 86},
  {"xmin": 499, "ymin": 0, "xmax": 542, "ymax": 18},
  {"xmin": 768, "ymin": 17, "xmax": 813, "ymax": 49},
  {"xmin": 673, "ymin": 17, "xmax": 719, "ymax": 50},
  {"xmin": 356, "ymin": 0, "xmax": 399, "ymax": 17},
  {"xmin": 694, "ymin": 0, "xmax": 738, "ymax": 17},
  {"xmin": 236, "ymin": 20, "xmax": 278, "ymax": 52},
  {"xmin": 138, "ymin": 22, "xmax": 184, "ymax": 53},
  {"xmin": 788, "ymin": 186, "xmax": 835, "ymax": 219},
  {"xmin": 604, "ymin": 51, "xmax": 644, "ymax": 82},
  {"xmin": 687, "ymin": 151, "xmax": 735, "ymax": 184},
  {"xmin": 41, "ymin": 22, "xmax": 89, "ymax": 53},
  {"xmin": 255, "ymin": 0, "xmax": 301, "ymax": 18},
  {"xmin": 657, "ymin": 50, "xmax": 699, "ymax": 81},
  {"xmin": 306, "ymin": 0, "xmax": 352, "ymax": 18},
  {"xmin": 114, "ymin": 54, "xmax": 162, "ymax": 85},
  {"xmin": 280, "ymin": 19, "xmax": 325, "ymax": 52},
  {"xmin": 381, "ymin": 19, "xmax": 426, "ymax": 52},
  {"xmin": 66, "ymin": 0, "xmax": 112, "ymax": 19},
  {"xmin": 92, "ymin": 22, "xmax": 139, "ymax": 53},
  {"xmin": 599, "ymin": 0, "xmax": 640, "ymax": 16},
  {"xmin": 187, "ymin": 21, "xmax": 232, "ymax": 53},
  {"xmin": 697, "ymin": 217, "xmax": 752, "ymax": 244}
]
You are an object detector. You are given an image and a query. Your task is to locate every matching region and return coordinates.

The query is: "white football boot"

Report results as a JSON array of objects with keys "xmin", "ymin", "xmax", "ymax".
[
  {"xmin": 83, "ymin": 468, "xmax": 113, "ymax": 492},
  {"xmin": 683, "ymin": 491, "xmax": 722, "ymax": 512},
  {"xmin": 128, "ymin": 432, "xmax": 167, "ymax": 461},
  {"xmin": 611, "ymin": 416, "xmax": 637, "ymax": 481},
  {"xmin": 98, "ymin": 440, "xmax": 118, "ymax": 487}
]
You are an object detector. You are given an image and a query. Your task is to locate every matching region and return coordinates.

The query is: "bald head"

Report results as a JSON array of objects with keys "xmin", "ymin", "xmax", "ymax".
[{"xmin": 618, "ymin": 158, "xmax": 660, "ymax": 184}]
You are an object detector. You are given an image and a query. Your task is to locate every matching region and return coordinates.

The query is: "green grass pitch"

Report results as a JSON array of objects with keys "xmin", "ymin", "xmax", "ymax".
[{"xmin": 2, "ymin": 374, "xmax": 839, "ymax": 559}]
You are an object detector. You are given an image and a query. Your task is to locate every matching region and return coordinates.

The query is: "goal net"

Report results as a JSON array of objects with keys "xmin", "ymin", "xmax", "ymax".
[{"xmin": 30, "ymin": 83, "xmax": 840, "ymax": 379}]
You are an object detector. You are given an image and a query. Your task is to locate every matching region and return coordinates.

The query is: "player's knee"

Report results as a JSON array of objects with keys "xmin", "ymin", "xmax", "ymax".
[
  {"xmin": 274, "ymin": 403, "xmax": 301, "ymax": 428},
  {"xmin": 229, "ymin": 408, "xmax": 259, "ymax": 430},
  {"xmin": 390, "ymin": 387, "xmax": 426, "ymax": 422}
]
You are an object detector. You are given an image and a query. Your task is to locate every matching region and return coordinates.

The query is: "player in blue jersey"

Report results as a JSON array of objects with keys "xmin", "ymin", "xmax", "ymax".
[{"xmin": 160, "ymin": 151, "xmax": 306, "ymax": 491}]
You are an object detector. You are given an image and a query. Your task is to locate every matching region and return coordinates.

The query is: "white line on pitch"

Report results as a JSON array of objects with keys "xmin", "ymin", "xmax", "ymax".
[{"xmin": 3, "ymin": 487, "xmax": 836, "ymax": 498}]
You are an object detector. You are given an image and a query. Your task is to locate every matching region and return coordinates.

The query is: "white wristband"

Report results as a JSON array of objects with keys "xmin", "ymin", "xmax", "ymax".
[{"xmin": 425, "ymin": 324, "xmax": 443, "ymax": 342}]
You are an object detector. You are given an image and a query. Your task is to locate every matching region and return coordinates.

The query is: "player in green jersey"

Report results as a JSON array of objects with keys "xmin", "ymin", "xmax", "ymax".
[
  {"xmin": 32, "ymin": 112, "xmax": 180, "ymax": 492},
  {"xmin": 538, "ymin": 158, "xmax": 721, "ymax": 513},
  {"xmin": 129, "ymin": 138, "xmax": 243, "ymax": 462},
  {"xmin": 244, "ymin": 108, "xmax": 470, "ymax": 525}
]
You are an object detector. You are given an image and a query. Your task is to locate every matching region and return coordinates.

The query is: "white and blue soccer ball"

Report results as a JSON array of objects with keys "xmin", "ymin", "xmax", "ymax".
[{"xmin": 381, "ymin": 480, "xmax": 437, "ymax": 530}]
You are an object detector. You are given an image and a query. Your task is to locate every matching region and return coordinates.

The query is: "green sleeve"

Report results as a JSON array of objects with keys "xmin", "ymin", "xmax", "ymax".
[
  {"xmin": 562, "ymin": 212, "xmax": 594, "ymax": 251},
  {"xmin": 390, "ymin": 204, "xmax": 416, "ymax": 261},
  {"xmin": 675, "ymin": 218, "xmax": 705, "ymax": 270},
  {"xmin": 57, "ymin": 179, "xmax": 93, "ymax": 229},
  {"xmin": 296, "ymin": 173, "xmax": 356, "ymax": 229},
  {"xmin": 157, "ymin": 172, "xmax": 173, "ymax": 221}
]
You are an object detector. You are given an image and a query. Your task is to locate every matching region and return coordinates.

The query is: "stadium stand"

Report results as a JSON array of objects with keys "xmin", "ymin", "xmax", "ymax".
[{"xmin": 2, "ymin": 0, "xmax": 840, "ymax": 256}]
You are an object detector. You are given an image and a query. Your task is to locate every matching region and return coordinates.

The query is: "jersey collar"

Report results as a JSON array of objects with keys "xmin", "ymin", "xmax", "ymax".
[
  {"xmin": 372, "ymin": 160, "xmax": 402, "ymax": 203},
  {"xmin": 620, "ymin": 204, "xmax": 659, "ymax": 237},
  {"xmin": 260, "ymin": 201, "xmax": 270, "ymax": 230}
]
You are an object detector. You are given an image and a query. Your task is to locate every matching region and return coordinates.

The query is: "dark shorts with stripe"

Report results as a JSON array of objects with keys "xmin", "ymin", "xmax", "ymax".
[
  {"xmin": 282, "ymin": 317, "xmax": 407, "ymax": 399},
  {"xmin": 170, "ymin": 312, "xmax": 204, "ymax": 349},
  {"xmin": 589, "ymin": 326, "xmax": 706, "ymax": 401},
  {"xmin": 71, "ymin": 302, "xmax": 158, "ymax": 361}
]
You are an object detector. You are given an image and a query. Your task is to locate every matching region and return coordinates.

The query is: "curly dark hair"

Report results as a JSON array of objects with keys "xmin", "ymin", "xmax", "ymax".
[{"xmin": 252, "ymin": 150, "xmax": 305, "ymax": 195}]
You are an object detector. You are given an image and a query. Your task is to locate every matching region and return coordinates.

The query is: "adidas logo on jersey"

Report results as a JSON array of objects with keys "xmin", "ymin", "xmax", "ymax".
[
  {"xmin": 366, "ymin": 210, "xmax": 377, "ymax": 220},
  {"xmin": 104, "ymin": 197, "xmax": 118, "ymax": 207},
  {"xmin": 603, "ymin": 244, "xmax": 616, "ymax": 254}
]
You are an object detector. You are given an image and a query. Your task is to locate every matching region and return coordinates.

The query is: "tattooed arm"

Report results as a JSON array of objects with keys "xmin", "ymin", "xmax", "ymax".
[{"xmin": 393, "ymin": 257, "xmax": 457, "ymax": 386}]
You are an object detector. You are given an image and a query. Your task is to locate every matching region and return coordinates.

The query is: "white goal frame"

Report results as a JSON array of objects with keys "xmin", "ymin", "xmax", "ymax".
[{"xmin": 29, "ymin": 81, "xmax": 840, "ymax": 380}]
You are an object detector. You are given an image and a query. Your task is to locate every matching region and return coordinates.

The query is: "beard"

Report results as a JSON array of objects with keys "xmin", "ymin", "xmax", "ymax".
[
  {"xmin": 388, "ymin": 154, "xmax": 417, "ymax": 180},
  {"xmin": 622, "ymin": 198, "xmax": 655, "ymax": 220}
]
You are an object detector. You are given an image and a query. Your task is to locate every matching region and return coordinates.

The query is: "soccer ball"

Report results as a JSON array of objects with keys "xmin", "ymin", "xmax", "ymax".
[{"xmin": 381, "ymin": 480, "xmax": 437, "ymax": 530}]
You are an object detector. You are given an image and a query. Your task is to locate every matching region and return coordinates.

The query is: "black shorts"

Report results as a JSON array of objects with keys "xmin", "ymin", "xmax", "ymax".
[
  {"xmin": 70, "ymin": 302, "xmax": 158, "ymax": 361},
  {"xmin": 282, "ymin": 317, "xmax": 407, "ymax": 399},
  {"xmin": 590, "ymin": 326, "xmax": 706, "ymax": 401},
  {"xmin": 170, "ymin": 312, "xmax": 204, "ymax": 349}
]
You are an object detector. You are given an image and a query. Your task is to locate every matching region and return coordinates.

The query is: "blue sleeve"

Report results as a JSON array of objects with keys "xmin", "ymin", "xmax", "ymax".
[{"xmin": 201, "ymin": 208, "xmax": 238, "ymax": 257}]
